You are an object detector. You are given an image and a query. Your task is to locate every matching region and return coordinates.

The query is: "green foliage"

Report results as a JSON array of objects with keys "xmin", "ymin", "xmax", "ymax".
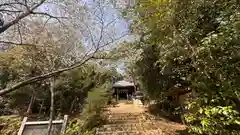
[
  {"xmin": 0, "ymin": 115, "xmax": 21, "ymax": 135},
  {"xmin": 65, "ymin": 86, "xmax": 110, "ymax": 135},
  {"xmin": 124, "ymin": 0, "xmax": 240, "ymax": 134},
  {"xmin": 0, "ymin": 32, "xmax": 122, "ymax": 133},
  {"xmin": 0, "ymin": 46, "xmax": 119, "ymax": 115},
  {"xmin": 0, "ymin": 65, "xmax": 116, "ymax": 134},
  {"xmin": 186, "ymin": 105, "xmax": 240, "ymax": 135}
]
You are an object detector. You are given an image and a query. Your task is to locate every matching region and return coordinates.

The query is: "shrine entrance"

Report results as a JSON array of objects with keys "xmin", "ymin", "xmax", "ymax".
[
  {"xmin": 118, "ymin": 90, "xmax": 128, "ymax": 100},
  {"xmin": 112, "ymin": 80, "xmax": 135, "ymax": 102}
]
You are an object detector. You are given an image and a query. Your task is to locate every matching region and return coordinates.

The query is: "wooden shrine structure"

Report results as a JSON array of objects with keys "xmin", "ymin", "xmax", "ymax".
[{"xmin": 112, "ymin": 80, "xmax": 135, "ymax": 101}]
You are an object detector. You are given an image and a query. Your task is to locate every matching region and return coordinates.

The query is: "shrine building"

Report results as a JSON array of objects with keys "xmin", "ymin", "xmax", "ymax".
[{"xmin": 112, "ymin": 80, "xmax": 135, "ymax": 101}]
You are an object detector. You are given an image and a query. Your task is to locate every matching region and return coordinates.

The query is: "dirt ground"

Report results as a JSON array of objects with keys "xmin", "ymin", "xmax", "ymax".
[{"xmin": 109, "ymin": 102, "xmax": 145, "ymax": 113}]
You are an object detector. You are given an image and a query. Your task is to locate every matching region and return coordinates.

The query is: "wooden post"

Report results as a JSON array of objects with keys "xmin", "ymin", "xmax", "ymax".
[
  {"xmin": 116, "ymin": 89, "xmax": 119, "ymax": 102},
  {"xmin": 18, "ymin": 117, "xmax": 28, "ymax": 135},
  {"xmin": 60, "ymin": 115, "xmax": 69, "ymax": 134}
]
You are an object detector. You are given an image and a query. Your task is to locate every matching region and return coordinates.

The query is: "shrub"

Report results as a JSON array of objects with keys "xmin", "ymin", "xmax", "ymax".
[
  {"xmin": 0, "ymin": 115, "xmax": 21, "ymax": 135},
  {"xmin": 66, "ymin": 87, "xmax": 110, "ymax": 135},
  {"xmin": 185, "ymin": 104, "xmax": 240, "ymax": 135}
]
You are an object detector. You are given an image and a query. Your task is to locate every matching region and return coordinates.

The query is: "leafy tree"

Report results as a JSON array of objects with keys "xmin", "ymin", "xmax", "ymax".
[
  {"xmin": 0, "ymin": 0, "xmax": 128, "ymax": 96},
  {"xmin": 123, "ymin": 0, "xmax": 240, "ymax": 134},
  {"xmin": 0, "ymin": 0, "xmax": 126, "ymax": 134}
]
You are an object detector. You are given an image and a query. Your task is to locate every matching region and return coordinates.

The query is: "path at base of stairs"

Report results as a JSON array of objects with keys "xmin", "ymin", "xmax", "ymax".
[
  {"xmin": 109, "ymin": 102, "xmax": 144, "ymax": 114},
  {"xmin": 96, "ymin": 102, "xmax": 186, "ymax": 135}
]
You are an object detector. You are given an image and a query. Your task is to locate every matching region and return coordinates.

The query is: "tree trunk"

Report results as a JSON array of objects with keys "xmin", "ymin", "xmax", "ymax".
[
  {"xmin": 180, "ymin": 102, "xmax": 186, "ymax": 125},
  {"xmin": 26, "ymin": 93, "xmax": 35, "ymax": 116},
  {"xmin": 130, "ymin": 69, "xmax": 137, "ymax": 91},
  {"xmin": 229, "ymin": 97, "xmax": 240, "ymax": 112},
  {"xmin": 47, "ymin": 78, "xmax": 55, "ymax": 135},
  {"xmin": 38, "ymin": 100, "xmax": 45, "ymax": 117},
  {"xmin": 69, "ymin": 97, "xmax": 77, "ymax": 114}
]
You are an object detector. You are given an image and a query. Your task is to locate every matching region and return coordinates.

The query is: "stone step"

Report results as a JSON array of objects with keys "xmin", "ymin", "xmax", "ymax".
[
  {"xmin": 103, "ymin": 122, "xmax": 158, "ymax": 128},
  {"xmin": 109, "ymin": 112, "xmax": 144, "ymax": 115},
  {"xmin": 97, "ymin": 122, "xmax": 160, "ymax": 132},
  {"xmin": 107, "ymin": 115, "xmax": 146, "ymax": 121},
  {"xmin": 98, "ymin": 112, "xmax": 164, "ymax": 135},
  {"xmin": 103, "ymin": 123, "xmax": 140, "ymax": 128},
  {"xmin": 107, "ymin": 117, "xmax": 145, "ymax": 122},
  {"xmin": 107, "ymin": 119, "xmax": 143, "ymax": 124},
  {"xmin": 108, "ymin": 115, "xmax": 144, "ymax": 119},
  {"xmin": 107, "ymin": 116, "xmax": 143, "ymax": 120},
  {"xmin": 107, "ymin": 113, "xmax": 155, "ymax": 120},
  {"xmin": 107, "ymin": 113, "xmax": 144, "ymax": 117},
  {"xmin": 96, "ymin": 129, "xmax": 163, "ymax": 135}
]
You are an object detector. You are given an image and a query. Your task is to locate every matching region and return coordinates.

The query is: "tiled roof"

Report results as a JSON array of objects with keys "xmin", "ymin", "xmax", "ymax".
[{"xmin": 113, "ymin": 80, "xmax": 134, "ymax": 87}]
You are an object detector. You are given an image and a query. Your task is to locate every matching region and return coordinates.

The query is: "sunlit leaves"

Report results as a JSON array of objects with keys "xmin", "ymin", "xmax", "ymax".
[
  {"xmin": 186, "ymin": 106, "xmax": 240, "ymax": 135},
  {"xmin": 127, "ymin": 0, "xmax": 240, "ymax": 134}
]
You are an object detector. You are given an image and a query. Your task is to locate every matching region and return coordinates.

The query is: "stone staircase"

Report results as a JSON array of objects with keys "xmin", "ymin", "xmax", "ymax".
[{"xmin": 95, "ymin": 113, "xmax": 163, "ymax": 135}]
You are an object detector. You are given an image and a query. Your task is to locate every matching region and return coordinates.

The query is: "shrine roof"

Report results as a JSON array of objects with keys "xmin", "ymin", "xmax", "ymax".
[{"xmin": 112, "ymin": 80, "xmax": 135, "ymax": 88}]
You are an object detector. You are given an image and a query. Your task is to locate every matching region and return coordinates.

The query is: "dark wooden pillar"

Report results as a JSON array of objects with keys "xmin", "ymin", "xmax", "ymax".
[{"xmin": 116, "ymin": 88, "xmax": 119, "ymax": 102}]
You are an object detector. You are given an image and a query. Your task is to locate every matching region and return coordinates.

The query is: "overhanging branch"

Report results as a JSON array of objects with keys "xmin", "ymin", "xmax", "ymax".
[
  {"xmin": 0, "ymin": 55, "xmax": 93, "ymax": 96},
  {"xmin": 0, "ymin": 31, "xmax": 129, "ymax": 96},
  {"xmin": 0, "ymin": 40, "xmax": 36, "ymax": 46},
  {"xmin": 31, "ymin": 12, "xmax": 68, "ymax": 23}
]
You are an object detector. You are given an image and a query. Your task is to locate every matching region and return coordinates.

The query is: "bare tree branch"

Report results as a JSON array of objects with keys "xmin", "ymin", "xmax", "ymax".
[
  {"xmin": 86, "ymin": 25, "xmax": 96, "ymax": 48},
  {"xmin": 96, "ymin": 9, "xmax": 104, "ymax": 50},
  {"xmin": 0, "ymin": 40, "xmax": 35, "ymax": 46},
  {"xmin": 0, "ymin": 55, "xmax": 93, "ymax": 96},
  {"xmin": 0, "ymin": 2, "xmax": 22, "ymax": 7},
  {"xmin": 47, "ymin": 77, "xmax": 54, "ymax": 135},
  {"xmin": 23, "ymin": 0, "xmax": 29, "ymax": 9},
  {"xmin": 17, "ymin": 23, "xmax": 23, "ymax": 44},
  {"xmin": 104, "ymin": 18, "xmax": 117, "ymax": 29},
  {"xmin": 0, "ymin": 40, "xmax": 56, "ymax": 47},
  {"xmin": 31, "ymin": 12, "xmax": 68, "ymax": 23},
  {"xmin": 0, "ymin": 0, "xmax": 46, "ymax": 34},
  {"xmin": 0, "ymin": 9, "xmax": 22, "ymax": 13}
]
